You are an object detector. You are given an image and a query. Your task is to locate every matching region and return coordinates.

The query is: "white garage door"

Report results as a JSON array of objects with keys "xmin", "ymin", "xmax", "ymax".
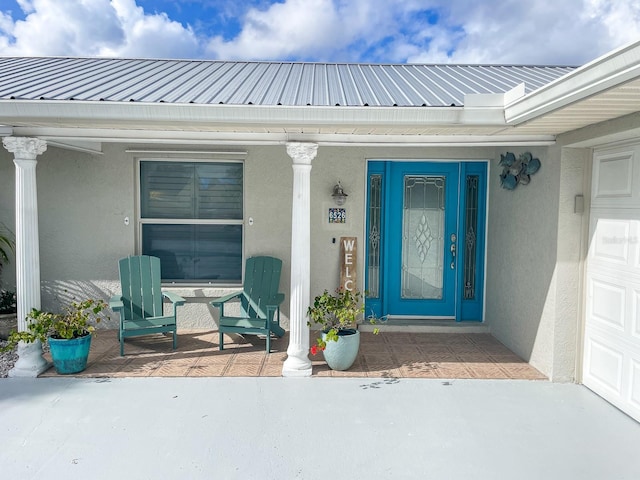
[{"xmin": 584, "ymin": 144, "xmax": 640, "ymax": 422}]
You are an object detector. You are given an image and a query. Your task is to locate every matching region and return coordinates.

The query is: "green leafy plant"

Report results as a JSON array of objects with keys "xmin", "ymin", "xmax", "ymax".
[
  {"xmin": 1, "ymin": 298, "xmax": 108, "ymax": 351},
  {"xmin": 0, "ymin": 222, "xmax": 15, "ymax": 279},
  {"xmin": 307, "ymin": 288, "xmax": 379, "ymax": 355},
  {"xmin": 0, "ymin": 289, "xmax": 16, "ymax": 314}
]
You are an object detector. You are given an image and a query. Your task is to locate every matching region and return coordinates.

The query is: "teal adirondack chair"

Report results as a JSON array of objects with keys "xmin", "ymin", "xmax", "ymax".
[
  {"xmin": 210, "ymin": 256, "xmax": 285, "ymax": 353},
  {"xmin": 109, "ymin": 255, "xmax": 185, "ymax": 356}
]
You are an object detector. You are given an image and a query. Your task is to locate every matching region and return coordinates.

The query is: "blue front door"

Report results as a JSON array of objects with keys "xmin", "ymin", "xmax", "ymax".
[{"xmin": 366, "ymin": 161, "xmax": 487, "ymax": 321}]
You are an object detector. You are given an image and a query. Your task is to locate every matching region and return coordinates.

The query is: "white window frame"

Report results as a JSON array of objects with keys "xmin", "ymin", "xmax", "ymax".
[{"xmin": 136, "ymin": 157, "xmax": 245, "ymax": 286}]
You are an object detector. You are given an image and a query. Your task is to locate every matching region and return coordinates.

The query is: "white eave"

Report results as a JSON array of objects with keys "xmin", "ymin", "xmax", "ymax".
[
  {"xmin": 0, "ymin": 100, "xmax": 502, "ymax": 129},
  {"xmin": 0, "ymin": 98, "xmax": 541, "ymax": 147},
  {"xmin": 504, "ymin": 40, "xmax": 640, "ymax": 135}
]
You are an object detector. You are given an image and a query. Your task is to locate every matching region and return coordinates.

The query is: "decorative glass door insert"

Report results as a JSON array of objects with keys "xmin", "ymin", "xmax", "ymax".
[{"xmin": 402, "ymin": 175, "xmax": 445, "ymax": 300}]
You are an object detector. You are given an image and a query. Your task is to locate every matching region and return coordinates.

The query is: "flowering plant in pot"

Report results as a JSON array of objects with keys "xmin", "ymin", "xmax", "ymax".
[
  {"xmin": 2, "ymin": 298, "xmax": 108, "ymax": 374},
  {"xmin": 307, "ymin": 288, "xmax": 379, "ymax": 370}
]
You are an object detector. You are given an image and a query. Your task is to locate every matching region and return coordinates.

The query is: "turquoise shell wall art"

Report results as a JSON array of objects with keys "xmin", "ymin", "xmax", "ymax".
[{"xmin": 499, "ymin": 152, "xmax": 541, "ymax": 190}]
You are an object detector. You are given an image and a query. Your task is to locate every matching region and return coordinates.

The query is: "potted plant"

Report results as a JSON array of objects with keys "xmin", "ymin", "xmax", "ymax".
[
  {"xmin": 307, "ymin": 288, "xmax": 379, "ymax": 371},
  {"xmin": 2, "ymin": 298, "xmax": 108, "ymax": 374}
]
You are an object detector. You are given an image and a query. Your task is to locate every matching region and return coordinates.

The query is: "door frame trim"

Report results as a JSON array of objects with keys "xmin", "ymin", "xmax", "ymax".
[{"xmin": 364, "ymin": 158, "xmax": 489, "ymax": 322}]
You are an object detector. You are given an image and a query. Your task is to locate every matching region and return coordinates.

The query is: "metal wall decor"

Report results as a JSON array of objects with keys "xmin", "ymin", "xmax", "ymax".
[{"xmin": 499, "ymin": 152, "xmax": 541, "ymax": 190}]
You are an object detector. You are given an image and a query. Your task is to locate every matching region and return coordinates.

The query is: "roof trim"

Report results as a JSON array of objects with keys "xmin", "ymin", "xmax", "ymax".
[
  {"xmin": 6, "ymin": 126, "xmax": 556, "ymax": 147},
  {"xmin": 0, "ymin": 99, "xmax": 508, "ymax": 130},
  {"xmin": 505, "ymin": 40, "xmax": 640, "ymax": 124}
]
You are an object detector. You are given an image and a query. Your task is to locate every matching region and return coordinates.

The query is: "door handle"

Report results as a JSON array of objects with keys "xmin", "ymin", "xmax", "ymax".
[{"xmin": 450, "ymin": 233, "xmax": 456, "ymax": 269}]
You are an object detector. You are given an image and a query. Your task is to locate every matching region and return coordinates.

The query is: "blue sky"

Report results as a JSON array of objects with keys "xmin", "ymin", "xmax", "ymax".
[{"xmin": 0, "ymin": 0, "xmax": 639, "ymax": 64}]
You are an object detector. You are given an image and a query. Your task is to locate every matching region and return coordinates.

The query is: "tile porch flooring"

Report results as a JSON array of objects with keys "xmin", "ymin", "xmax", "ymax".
[{"xmin": 39, "ymin": 330, "xmax": 546, "ymax": 379}]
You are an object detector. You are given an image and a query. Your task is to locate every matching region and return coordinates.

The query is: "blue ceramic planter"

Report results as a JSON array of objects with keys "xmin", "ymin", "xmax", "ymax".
[
  {"xmin": 322, "ymin": 329, "xmax": 360, "ymax": 371},
  {"xmin": 48, "ymin": 334, "xmax": 92, "ymax": 374}
]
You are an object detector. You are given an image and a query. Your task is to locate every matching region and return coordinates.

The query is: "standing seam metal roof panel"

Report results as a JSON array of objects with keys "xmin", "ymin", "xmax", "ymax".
[
  {"xmin": 326, "ymin": 64, "xmax": 346, "ymax": 106},
  {"xmin": 271, "ymin": 63, "xmax": 298, "ymax": 105},
  {"xmin": 383, "ymin": 65, "xmax": 434, "ymax": 105},
  {"xmin": 146, "ymin": 61, "xmax": 216, "ymax": 104},
  {"xmin": 345, "ymin": 65, "xmax": 378, "ymax": 106},
  {"xmin": 189, "ymin": 62, "xmax": 240, "ymax": 104},
  {"xmin": 0, "ymin": 57, "xmax": 577, "ymax": 107},
  {"xmin": 409, "ymin": 67, "xmax": 468, "ymax": 105},
  {"xmin": 402, "ymin": 65, "xmax": 450, "ymax": 105},
  {"xmin": 338, "ymin": 64, "xmax": 364, "ymax": 106},
  {"xmin": 236, "ymin": 63, "xmax": 279, "ymax": 104}
]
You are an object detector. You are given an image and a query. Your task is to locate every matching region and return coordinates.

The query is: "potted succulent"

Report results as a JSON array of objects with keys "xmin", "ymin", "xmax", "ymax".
[
  {"xmin": 2, "ymin": 298, "xmax": 108, "ymax": 374},
  {"xmin": 307, "ymin": 288, "xmax": 379, "ymax": 371}
]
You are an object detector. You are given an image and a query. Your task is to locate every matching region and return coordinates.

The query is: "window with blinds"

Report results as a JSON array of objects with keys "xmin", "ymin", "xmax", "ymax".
[{"xmin": 139, "ymin": 161, "xmax": 243, "ymax": 283}]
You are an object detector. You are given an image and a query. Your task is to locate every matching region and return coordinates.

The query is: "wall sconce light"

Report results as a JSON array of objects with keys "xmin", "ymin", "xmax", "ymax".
[{"xmin": 332, "ymin": 181, "xmax": 348, "ymax": 206}]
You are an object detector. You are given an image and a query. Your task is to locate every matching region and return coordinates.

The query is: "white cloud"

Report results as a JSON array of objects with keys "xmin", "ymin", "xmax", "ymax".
[
  {"xmin": 2, "ymin": 0, "xmax": 125, "ymax": 56},
  {"xmin": 0, "ymin": 0, "xmax": 638, "ymax": 64},
  {"xmin": 104, "ymin": 0, "xmax": 199, "ymax": 58},
  {"xmin": 205, "ymin": 0, "xmax": 437, "ymax": 61},
  {"xmin": 583, "ymin": 0, "xmax": 640, "ymax": 52},
  {"xmin": 404, "ymin": 0, "xmax": 640, "ymax": 65},
  {"xmin": 0, "ymin": 0, "xmax": 199, "ymax": 58},
  {"xmin": 16, "ymin": 1, "xmax": 36, "ymax": 14},
  {"xmin": 207, "ymin": 0, "xmax": 640, "ymax": 64},
  {"xmin": 206, "ymin": 0, "xmax": 343, "ymax": 60},
  {"xmin": 0, "ymin": 11, "xmax": 14, "ymax": 36}
]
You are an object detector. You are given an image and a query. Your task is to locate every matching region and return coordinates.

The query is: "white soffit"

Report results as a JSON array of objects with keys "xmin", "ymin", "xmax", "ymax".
[
  {"xmin": 508, "ymin": 78, "xmax": 640, "ymax": 136},
  {"xmin": 505, "ymin": 40, "xmax": 640, "ymax": 135},
  {"xmin": 9, "ymin": 126, "xmax": 555, "ymax": 147}
]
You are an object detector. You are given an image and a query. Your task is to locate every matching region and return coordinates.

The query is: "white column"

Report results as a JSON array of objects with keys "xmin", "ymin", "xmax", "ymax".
[
  {"xmin": 2, "ymin": 136, "xmax": 50, "ymax": 377},
  {"xmin": 282, "ymin": 142, "xmax": 317, "ymax": 377}
]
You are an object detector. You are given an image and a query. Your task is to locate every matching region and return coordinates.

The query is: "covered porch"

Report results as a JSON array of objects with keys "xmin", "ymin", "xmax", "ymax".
[
  {"xmin": 4, "ymin": 44, "xmax": 640, "ymax": 384},
  {"xmin": 37, "ymin": 331, "xmax": 545, "ymax": 380}
]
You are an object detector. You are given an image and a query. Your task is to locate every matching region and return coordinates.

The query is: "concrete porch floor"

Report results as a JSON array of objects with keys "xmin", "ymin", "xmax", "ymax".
[{"xmin": 39, "ymin": 330, "xmax": 546, "ymax": 380}]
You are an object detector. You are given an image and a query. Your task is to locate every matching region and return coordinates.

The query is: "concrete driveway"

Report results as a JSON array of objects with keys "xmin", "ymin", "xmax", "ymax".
[{"xmin": 1, "ymin": 377, "xmax": 639, "ymax": 479}]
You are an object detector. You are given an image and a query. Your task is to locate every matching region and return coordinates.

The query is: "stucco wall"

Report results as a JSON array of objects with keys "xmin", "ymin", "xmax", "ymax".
[
  {"xmin": 309, "ymin": 146, "xmax": 365, "ymax": 298},
  {"xmin": 485, "ymin": 146, "xmax": 588, "ymax": 381},
  {"xmin": 549, "ymin": 147, "xmax": 590, "ymax": 381},
  {"xmin": 486, "ymin": 147, "xmax": 558, "ymax": 375}
]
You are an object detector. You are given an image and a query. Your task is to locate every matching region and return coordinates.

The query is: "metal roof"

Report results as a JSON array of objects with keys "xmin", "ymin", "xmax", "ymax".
[{"xmin": 0, "ymin": 57, "xmax": 575, "ymax": 107}]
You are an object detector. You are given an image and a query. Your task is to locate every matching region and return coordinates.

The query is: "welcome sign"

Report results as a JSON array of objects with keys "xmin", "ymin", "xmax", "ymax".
[{"xmin": 340, "ymin": 237, "xmax": 357, "ymax": 292}]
